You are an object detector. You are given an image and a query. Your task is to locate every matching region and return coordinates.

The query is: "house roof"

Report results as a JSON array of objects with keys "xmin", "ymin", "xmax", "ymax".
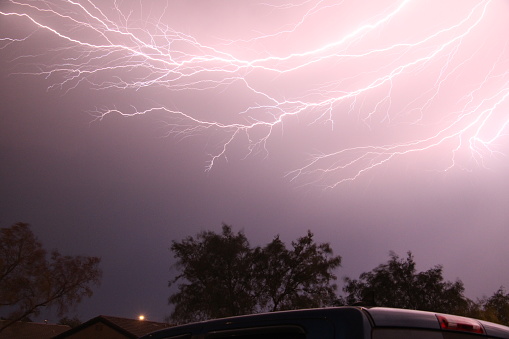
[
  {"xmin": 53, "ymin": 315, "xmax": 171, "ymax": 338},
  {"xmin": 0, "ymin": 320, "xmax": 71, "ymax": 339},
  {"xmin": 100, "ymin": 316, "xmax": 171, "ymax": 338}
]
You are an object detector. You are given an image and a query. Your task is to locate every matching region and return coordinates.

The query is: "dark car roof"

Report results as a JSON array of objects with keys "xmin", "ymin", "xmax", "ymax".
[
  {"xmin": 143, "ymin": 307, "xmax": 365, "ymax": 338},
  {"xmin": 142, "ymin": 307, "xmax": 509, "ymax": 339}
]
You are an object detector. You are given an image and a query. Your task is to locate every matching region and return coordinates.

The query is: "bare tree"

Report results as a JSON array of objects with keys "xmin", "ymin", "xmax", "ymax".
[{"xmin": 0, "ymin": 223, "xmax": 102, "ymax": 333}]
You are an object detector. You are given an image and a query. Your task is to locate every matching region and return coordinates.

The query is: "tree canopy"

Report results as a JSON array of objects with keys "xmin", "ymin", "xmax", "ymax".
[
  {"xmin": 472, "ymin": 287, "xmax": 509, "ymax": 326},
  {"xmin": 170, "ymin": 227, "xmax": 509, "ymax": 325},
  {"xmin": 254, "ymin": 231, "xmax": 341, "ymax": 311},
  {"xmin": 342, "ymin": 251, "xmax": 469, "ymax": 315},
  {"xmin": 169, "ymin": 224, "xmax": 257, "ymax": 322},
  {"xmin": 341, "ymin": 251, "xmax": 509, "ymax": 325},
  {"xmin": 169, "ymin": 224, "xmax": 341, "ymax": 323},
  {"xmin": 0, "ymin": 223, "xmax": 102, "ymax": 333}
]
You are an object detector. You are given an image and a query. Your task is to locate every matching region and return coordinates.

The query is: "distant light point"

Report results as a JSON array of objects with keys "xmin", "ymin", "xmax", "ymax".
[{"xmin": 139, "ymin": 315, "xmax": 145, "ymax": 321}]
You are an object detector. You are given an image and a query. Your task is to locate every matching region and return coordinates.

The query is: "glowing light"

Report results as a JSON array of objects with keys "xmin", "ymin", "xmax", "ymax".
[
  {"xmin": 138, "ymin": 315, "xmax": 145, "ymax": 321},
  {"xmin": 1, "ymin": 0, "xmax": 508, "ymax": 188}
]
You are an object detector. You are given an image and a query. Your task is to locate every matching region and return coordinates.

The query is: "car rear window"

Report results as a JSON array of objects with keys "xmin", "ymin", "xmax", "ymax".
[
  {"xmin": 374, "ymin": 328, "xmax": 443, "ymax": 339},
  {"xmin": 206, "ymin": 325, "xmax": 306, "ymax": 339},
  {"xmin": 373, "ymin": 328, "xmax": 497, "ymax": 339}
]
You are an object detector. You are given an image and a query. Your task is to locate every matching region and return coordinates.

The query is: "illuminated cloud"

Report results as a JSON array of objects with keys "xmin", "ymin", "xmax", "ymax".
[{"xmin": 1, "ymin": 0, "xmax": 508, "ymax": 189}]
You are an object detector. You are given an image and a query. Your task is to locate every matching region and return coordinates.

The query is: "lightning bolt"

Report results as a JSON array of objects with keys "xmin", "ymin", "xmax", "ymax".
[{"xmin": 1, "ymin": 0, "xmax": 508, "ymax": 189}]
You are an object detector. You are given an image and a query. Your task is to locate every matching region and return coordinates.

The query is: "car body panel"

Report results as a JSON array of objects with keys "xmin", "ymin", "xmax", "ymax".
[{"xmin": 141, "ymin": 307, "xmax": 509, "ymax": 339}]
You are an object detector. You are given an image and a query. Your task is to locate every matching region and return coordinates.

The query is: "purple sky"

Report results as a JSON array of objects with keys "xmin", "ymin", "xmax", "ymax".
[{"xmin": 1, "ymin": 0, "xmax": 509, "ymax": 323}]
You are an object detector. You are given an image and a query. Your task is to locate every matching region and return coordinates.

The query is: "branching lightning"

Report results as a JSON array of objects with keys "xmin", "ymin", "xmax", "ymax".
[{"xmin": 1, "ymin": 0, "xmax": 508, "ymax": 189}]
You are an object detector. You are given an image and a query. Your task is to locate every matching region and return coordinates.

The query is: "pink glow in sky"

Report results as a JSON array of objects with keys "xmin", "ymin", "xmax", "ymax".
[
  {"xmin": 2, "ymin": 0, "xmax": 508, "ymax": 189},
  {"xmin": 2, "ymin": 0, "xmax": 509, "ymax": 324}
]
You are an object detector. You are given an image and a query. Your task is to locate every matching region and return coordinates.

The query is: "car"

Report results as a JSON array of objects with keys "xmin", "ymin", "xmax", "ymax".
[{"xmin": 140, "ymin": 307, "xmax": 509, "ymax": 339}]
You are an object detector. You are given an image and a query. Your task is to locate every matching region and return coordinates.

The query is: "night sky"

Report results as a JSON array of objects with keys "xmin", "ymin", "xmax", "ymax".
[{"xmin": 1, "ymin": 0, "xmax": 509, "ymax": 324}]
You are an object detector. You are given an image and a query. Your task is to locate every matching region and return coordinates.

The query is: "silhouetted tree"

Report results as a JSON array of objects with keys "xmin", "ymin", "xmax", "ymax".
[
  {"xmin": 473, "ymin": 287, "xmax": 509, "ymax": 325},
  {"xmin": 0, "ymin": 223, "xmax": 102, "ymax": 333},
  {"xmin": 169, "ymin": 224, "xmax": 341, "ymax": 323},
  {"xmin": 254, "ymin": 231, "xmax": 341, "ymax": 311},
  {"xmin": 343, "ymin": 251, "xmax": 468, "ymax": 315},
  {"xmin": 169, "ymin": 224, "xmax": 257, "ymax": 323}
]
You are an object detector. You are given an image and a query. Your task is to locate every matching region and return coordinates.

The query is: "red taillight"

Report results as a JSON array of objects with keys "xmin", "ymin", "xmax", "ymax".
[{"xmin": 436, "ymin": 314, "xmax": 485, "ymax": 334}]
